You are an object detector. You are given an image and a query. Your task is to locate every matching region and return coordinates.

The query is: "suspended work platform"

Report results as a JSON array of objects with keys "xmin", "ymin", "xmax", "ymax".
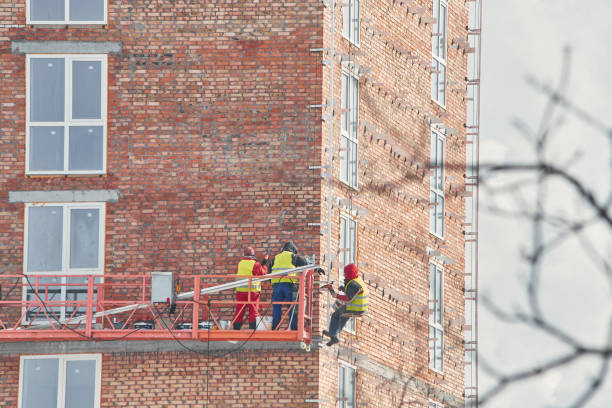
[{"xmin": 0, "ymin": 265, "xmax": 317, "ymax": 345}]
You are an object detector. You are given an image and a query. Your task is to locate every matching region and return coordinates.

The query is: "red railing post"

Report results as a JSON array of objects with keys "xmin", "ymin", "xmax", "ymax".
[
  {"xmin": 192, "ymin": 276, "xmax": 200, "ymax": 340},
  {"xmin": 85, "ymin": 275, "xmax": 94, "ymax": 337},
  {"xmin": 307, "ymin": 270, "xmax": 314, "ymax": 337},
  {"xmin": 297, "ymin": 271, "xmax": 306, "ymax": 341}
]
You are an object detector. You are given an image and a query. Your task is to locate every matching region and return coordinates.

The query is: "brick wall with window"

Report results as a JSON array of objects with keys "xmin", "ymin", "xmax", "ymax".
[
  {"xmin": 319, "ymin": 0, "xmax": 468, "ymax": 405},
  {"xmin": 0, "ymin": 351, "xmax": 318, "ymax": 408},
  {"xmin": 0, "ymin": 0, "xmax": 469, "ymax": 406}
]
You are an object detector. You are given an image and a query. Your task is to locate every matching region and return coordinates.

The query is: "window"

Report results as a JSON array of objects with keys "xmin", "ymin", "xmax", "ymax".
[
  {"xmin": 19, "ymin": 354, "xmax": 101, "ymax": 408},
  {"xmin": 429, "ymin": 263, "xmax": 444, "ymax": 372},
  {"xmin": 24, "ymin": 203, "xmax": 105, "ymax": 320},
  {"xmin": 26, "ymin": 55, "xmax": 107, "ymax": 174},
  {"xmin": 27, "ymin": 0, "xmax": 107, "ymax": 25},
  {"xmin": 342, "ymin": 0, "xmax": 360, "ymax": 45},
  {"xmin": 338, "ymin": 361, "xmax": 356, "ymax": 408},
  {"xmin": 341, "ymin": 72, "xmax": 359, "ymax": 189},
  {"xmin": 431, "ymin": 0, "xmax": 447, "ymax": 106},
  {"xmin": 339, "ymin": 214, "xmax": 357, "ymax": 269},
  {"xmin": 429, "ymin": 128, "xmax": 445, "ymax": 237},
  {"xmin": 339, "ymin": 213, "xmax": 357, "ymax": 332}
]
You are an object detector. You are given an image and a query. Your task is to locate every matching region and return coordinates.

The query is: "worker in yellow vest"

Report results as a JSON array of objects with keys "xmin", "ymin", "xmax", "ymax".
[
  {"xmin": 322, "ymin": 263, "xmax": 369, "ymax": 346},
  {"xmin": 267, "ymin": 242, "xmax": 309, "ymax": 330},
  {"xmin": 233, "ymin": 247, "xmax": 268, "ymax": 330}
]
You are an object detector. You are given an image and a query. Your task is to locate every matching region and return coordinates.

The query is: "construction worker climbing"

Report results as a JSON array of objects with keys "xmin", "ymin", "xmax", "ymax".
[
  {"xmin": 268, "ymin": 242, "xmax": 309, "ymax": 330},
  {"xmin": 322, "ymin": 263, "xmax": 369, "ymax": 346},
  {"xmin": 233, "ymin": 247, "xmax": 268, "ymax": 330}
]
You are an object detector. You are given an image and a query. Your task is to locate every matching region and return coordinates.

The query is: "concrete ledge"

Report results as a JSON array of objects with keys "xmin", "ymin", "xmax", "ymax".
[
  {"xmin": 11, "ymin": 40, "xmax": 122, "ymax": 54},
  {"xmin": 0, "ymin": 340, "xmax": 304, "ymax": 354},
  {"xmin": 9, "ymin": 189, "xmax": 121, "ymax": 203}
]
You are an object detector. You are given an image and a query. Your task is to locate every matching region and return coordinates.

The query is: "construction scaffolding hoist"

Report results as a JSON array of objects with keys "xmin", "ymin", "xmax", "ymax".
[{"xmin": 0, "ymin": 265, "xmax": 318, "ymax": 349}]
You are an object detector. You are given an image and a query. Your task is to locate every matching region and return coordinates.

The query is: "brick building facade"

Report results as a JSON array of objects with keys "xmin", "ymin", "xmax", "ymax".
[{"xmin": 0, "ymin": 0, "xmax": 474, "ymax": 406}]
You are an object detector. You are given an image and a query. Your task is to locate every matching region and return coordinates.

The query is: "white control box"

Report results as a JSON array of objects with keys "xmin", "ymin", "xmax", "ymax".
[{"xmin": 151, "ymin": 272, "xmax": 175, "ymax": 303}]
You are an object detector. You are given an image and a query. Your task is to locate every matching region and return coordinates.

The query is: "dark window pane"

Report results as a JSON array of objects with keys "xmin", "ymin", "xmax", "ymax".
[
  {"xmin": 70, "ymin": 209, "xmax": 100, "ymax": 269},
  {"xmin": 27, "ymin": 206, "xmax": 63, "ymax": 272},
  {"xmin": 29, "ymin": 126, "xmax": 64, "ymax": 171},
  {"xmin": 30, "ymin": 0, "xmax": 64, "ymax": 21},
  {"xmin": 65, "ymin": 360, "xmax": 96, "ymax": 408},
  {"xmin": 68, "ymin": 126, "xmax": 103, "ymax": 171},
  {"xmin": 30, "ymin": 58, "xmax": 65, "ymax": 122},
  {"xmin": 69, "ymin": 0, "xmax": 104, "ymax": 22},
  {"xmin": 72, "ymin": 61, "xmax": 102, "ymax": 119},
  {"xmin": 22, "ymin": 358, "xmax": 59, "ymax": 408}
]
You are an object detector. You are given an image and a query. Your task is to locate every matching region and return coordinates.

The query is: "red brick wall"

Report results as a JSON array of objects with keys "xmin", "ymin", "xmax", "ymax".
[
  {"xmin": 317, "ymin": 0, "xmax": 468, "ymax": 405},
  {"xmin": 0, "ymin": 351, "xmax": 319, "ymax": 408},
  {"xmin": 0, "ymin": 0, "xmax": 323, "ymax": 275},
  {"xmin": 0, "ymin": 0, "xmax": 469, "ymax": 406}
]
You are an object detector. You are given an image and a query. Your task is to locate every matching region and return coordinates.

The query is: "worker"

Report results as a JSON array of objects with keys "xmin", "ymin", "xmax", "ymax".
[
  {"xmin": 321, "ymin": 263, "xmax": 369, "ymax": 346},
  {"xmin": 267, "ymin": 242, "xmax": 309, "ymax": 330},
  {"xmin": 233, "ymin": 247, "xmax": 268, "ymax": 330}
]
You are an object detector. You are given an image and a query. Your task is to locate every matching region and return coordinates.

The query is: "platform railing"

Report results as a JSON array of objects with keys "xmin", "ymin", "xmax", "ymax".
[{"xmin": 0, "ymin": 268, "xmax": 315, "ymax": 344}]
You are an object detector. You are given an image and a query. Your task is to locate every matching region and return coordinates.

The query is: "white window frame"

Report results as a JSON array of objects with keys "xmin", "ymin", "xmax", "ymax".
[
  {"xmin": 429, "ymin": 127, "xmax": 445, "ymax": 238},
  {"xmin": 339, "ymin": 212, "xmax": 357, "ymax": 334},
  {"xmin": 340, "ymin": 71, "xmax": 359, "ymax": 189},
  {"xmin": 26, "ymin": 54, "xmax": 108, "ymax": 175},
  {"xmin": 342, "ymin": 0, "xmax": 360, "ymax": 46},
  {"xmin": 338, "ymin": 360, "xmax": 356, "ymax": 408},
  {"xmin": 18, "ymin": 354, "xmax": 102, "ymax": 408},
  {"xmin": 429, "ymin": 262, "xmax": 444, "ymax": 373},
  {"xmin": 23, "ymin": 202, "xmax": 105, "ymax": 321},
  {"xmin": 26, "ymin": 0, "xmax": 108, "ymax": 25},
  {"xmin": 431, "ymin": 0, "xmax": 448, "ymax": 107}
]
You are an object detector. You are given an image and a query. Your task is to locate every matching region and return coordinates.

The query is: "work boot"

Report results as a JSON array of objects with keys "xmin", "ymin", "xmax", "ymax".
[
  {"xmin": 249, "ymin": 322, "xmax": 257, "ymax": 330},
  {"xmin": 326, "ymin": 336, "xmax": 339, "ymax": 347},
  {"xmin": 322, "ymin": 330, "xmax": 331, "ymax": 338},
  {"xmin": 233, "ymin": 322, "xmax": 243, "ymax": 330}
]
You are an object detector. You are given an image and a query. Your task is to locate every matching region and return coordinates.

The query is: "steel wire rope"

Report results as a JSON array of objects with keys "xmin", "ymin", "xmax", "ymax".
[{"xmin": 153, "ymin": 299, "xmax": 277, "ymax": 405}]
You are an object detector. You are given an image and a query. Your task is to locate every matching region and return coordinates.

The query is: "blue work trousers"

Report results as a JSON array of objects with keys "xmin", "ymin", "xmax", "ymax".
[
  {"xmin": 328, "ymin": 308, "xmax": 351, "ymax": 337},
  {"xmin": 272, "ymin": 282, "xmax": 298, "ymax": 330}
]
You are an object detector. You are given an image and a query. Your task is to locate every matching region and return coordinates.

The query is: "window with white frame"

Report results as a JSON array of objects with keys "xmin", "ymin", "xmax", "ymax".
[
  {"xmin": 19, "ymin": 354, "xmax": 101, "ymax": 408},
  {"xmin": 341, "ymin": 71, "xmax": 359, "ymax": 189},
  {"xmin": 429, "ymin": 263, "xmax": 444, "ymax": 372},
  {"xmin": 26, "ymin": 55, "xmax": 107, "ymax": 174},
  {"xmin": 339, "ymin": 213, "xmax": 357, "ymax": 333},
  {"xmin": 27, "ymin": 0, "xmax": 107, "ymax": 25},
  {"xmin": 24, "ymin": 203, "xmax": 105, "ymax": 320},
  {"xmin": 342, "ymin": 0, "xmax": 360, "ymax": 45},
  {"xmin": 429, "ymin": 128, "xmax": 445, "ymax": 237},
  {"xmin": 338, "ymin": 361, "xmax": 356, "ymax": 408},
  {"xmin": 431, "ymin": 0, "xmax": 447, "ymax": 106}
]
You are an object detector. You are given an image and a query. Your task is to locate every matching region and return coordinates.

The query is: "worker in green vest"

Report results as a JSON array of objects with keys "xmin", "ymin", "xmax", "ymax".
[
  {"xmin": 322, "ymin": 263, "xmax": 369, "ymax": 346},
  {"xmin": 233, "ymin": 247, "xmax": 268, "ymax": 330},
  {"xmin": 268, "ymin": 242, "xmax": 309, "ymax": 330}
]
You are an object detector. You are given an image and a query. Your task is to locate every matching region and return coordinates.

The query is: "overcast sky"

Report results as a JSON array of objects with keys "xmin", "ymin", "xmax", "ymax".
[{"xmin": 479, "ymin": 0, "xmax": 612, "ymax": 406}]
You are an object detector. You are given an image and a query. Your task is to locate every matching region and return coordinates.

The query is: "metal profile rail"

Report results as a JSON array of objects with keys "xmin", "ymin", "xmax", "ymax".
[
  {"xmin": 464, "ymin": 0, "xmax": 482, "ymax": 405},
  {"xmin": 0, "ymin": 265, "xmax": 317, "ymax": 343}
]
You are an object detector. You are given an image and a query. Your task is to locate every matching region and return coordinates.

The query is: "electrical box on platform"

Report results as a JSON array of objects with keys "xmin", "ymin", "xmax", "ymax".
[{"xmin": 151, "ymin": 272, "xmax": 175, "ymax": 303}]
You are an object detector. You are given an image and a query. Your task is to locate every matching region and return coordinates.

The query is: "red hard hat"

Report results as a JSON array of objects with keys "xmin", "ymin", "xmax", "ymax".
[
  {"xmin": 344, "ymin": 263, "xmax": 358, "ymax": 280},
  {"xmin": 244, "ymin": 247, "xmax": 255, "ymax": 257}
]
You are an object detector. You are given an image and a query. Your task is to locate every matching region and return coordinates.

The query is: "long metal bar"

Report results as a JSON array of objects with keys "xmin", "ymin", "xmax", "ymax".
[
  {"xmin": 175, "ymin": 264, "xmax": 318, "ymax": 300},
  {"xmin": 325, "ymin": 0, "xmax": 337, "ymax": 331},
  {"xmin": 28, "ymin": 264, "xmax": 318, "ymax": 329}
]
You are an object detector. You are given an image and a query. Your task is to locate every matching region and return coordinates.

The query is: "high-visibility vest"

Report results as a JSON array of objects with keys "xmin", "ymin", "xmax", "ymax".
[
  {"xmin": 236, "ymin": 259, "xmax": 261, "ymax": 292},
  {"xmin": 270, "ymin": 251, "xmax": 298, "ymax": 284},
  {"xmin": 345, "ymin": 277, "xmax": 369, "ymax": 312}
]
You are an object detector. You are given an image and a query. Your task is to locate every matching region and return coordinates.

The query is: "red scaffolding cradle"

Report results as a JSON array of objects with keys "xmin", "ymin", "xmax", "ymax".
[{"xmin": 0, "ymin": 265, "xmax": 317, "ymax": 346}]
